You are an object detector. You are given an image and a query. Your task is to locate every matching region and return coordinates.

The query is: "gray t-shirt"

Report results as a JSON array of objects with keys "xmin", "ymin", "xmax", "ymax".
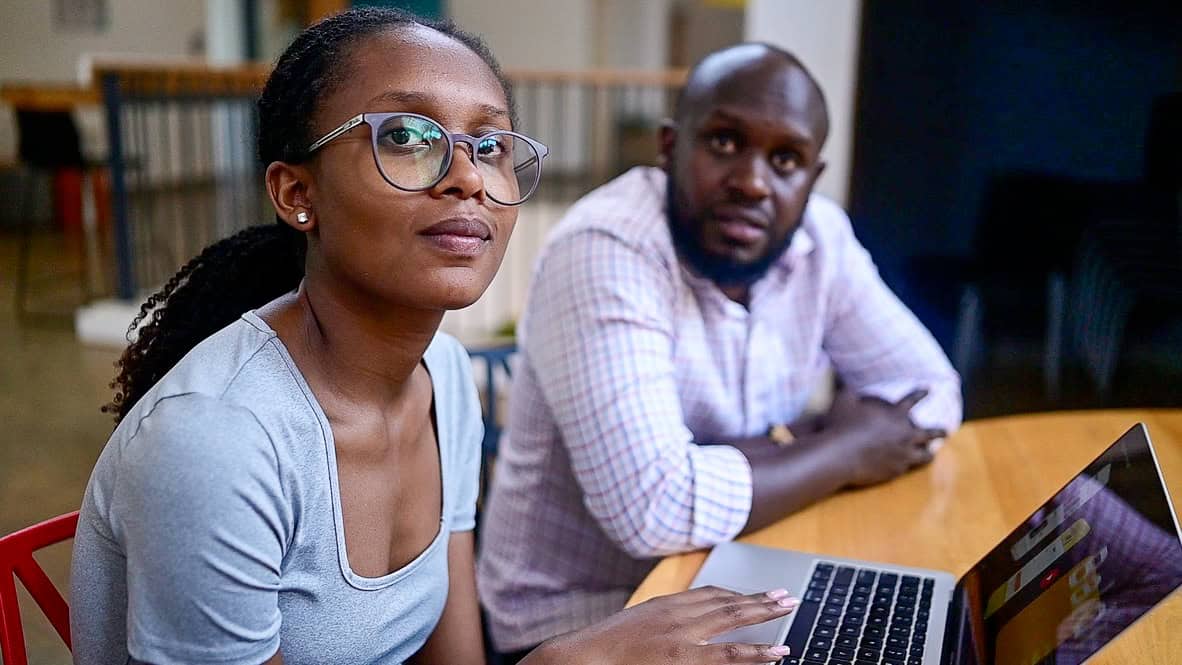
[{"xmin": 71, "ymin": 311, "xmax": 483, "ymax": 665}]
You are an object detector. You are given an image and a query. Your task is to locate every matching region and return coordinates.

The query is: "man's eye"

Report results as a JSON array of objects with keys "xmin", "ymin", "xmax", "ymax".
[
  {"xmin": 771, "ymin": 151, "xmax": 801, "ymax": 173},
  {"xmin": 707, "ymin": 132, "xmax": 739, "ymax": 154}
]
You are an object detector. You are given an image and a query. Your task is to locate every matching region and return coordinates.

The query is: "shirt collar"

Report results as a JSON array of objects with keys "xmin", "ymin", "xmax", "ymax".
[
  {"xmin": 764, "ymin": 203, "xmax": 818, "ymax": 277},
  {"xmin": 782, "ymin": 221, "xmax": 816, "ymax": 265}
]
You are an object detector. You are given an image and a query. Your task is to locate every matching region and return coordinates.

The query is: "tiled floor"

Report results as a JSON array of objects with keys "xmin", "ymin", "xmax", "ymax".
[{"xmin": 1, "ymin": 231, "xmax": 121, "ymax": 665}]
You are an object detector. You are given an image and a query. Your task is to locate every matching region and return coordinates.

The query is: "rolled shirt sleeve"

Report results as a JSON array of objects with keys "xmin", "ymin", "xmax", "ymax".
[
  {"xmin": 820, "ymin": 208, "xmax": 963, "ymax": 435},
  {"xmin": 526, "ymin": 228, "xmax": 753, "ymax": 558}
]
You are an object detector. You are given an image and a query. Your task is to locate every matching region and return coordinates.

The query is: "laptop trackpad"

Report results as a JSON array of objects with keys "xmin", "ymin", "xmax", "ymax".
[
  {"xmin": 708, "ymin": 614, "xmax": 786, "ymax": 645},
  {"xmin": 695, "ymin": 584, "xmax": 790, "ymax": 646}
]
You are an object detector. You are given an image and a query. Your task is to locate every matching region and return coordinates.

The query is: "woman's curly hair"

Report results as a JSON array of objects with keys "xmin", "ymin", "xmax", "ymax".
[{"xmin": 105, "ymin": 7, "xmax": 515, "ymax": 423}]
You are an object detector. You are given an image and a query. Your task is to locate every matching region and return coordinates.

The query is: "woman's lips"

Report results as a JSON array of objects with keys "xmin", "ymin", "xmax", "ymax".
[
  {"xmin": 421, "ymin": 234, "xmax": 487, "ymax": 255},
  {"xmin": 419, "ymin": 218, "xmax": 492, "ymax": 257}
]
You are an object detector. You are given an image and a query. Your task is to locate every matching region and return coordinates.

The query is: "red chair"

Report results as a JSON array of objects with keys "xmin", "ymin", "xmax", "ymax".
[{"xmin": 0, "ymin": 511, "xmax": 79, "ymax": 665}]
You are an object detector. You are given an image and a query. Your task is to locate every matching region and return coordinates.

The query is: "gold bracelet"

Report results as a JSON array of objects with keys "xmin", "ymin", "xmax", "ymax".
[{"xmin": 767, "ymin": 423, "xmax": 796, "ymax": 447}]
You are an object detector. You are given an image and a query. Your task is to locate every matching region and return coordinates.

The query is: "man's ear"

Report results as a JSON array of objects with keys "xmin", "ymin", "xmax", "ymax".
[
  {"xmin": 657, "ymin": 119, "xmax": 677, "ymax": 169},
  {"xmin": 266, "ymin": 161, "xmax": 317, "ymax": 232},
  {"xmin": 809, "ymin": 159, "xmax": 828, "ymax": 188}
]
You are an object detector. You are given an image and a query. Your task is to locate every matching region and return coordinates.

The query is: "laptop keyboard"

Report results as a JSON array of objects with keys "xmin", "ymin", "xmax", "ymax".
[{"xmin": 779, "ymin": 562, "xmax": 935, "ymax": 665}]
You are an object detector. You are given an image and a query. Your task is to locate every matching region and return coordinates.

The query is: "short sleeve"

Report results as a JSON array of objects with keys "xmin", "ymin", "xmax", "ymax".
[
  {"xmin": 435, "ymin": 337, "xmax": 484, "ymax": 532},
  {"xmin": 110, "ymin": 394, "xmax": 291, "ymax": 665}
]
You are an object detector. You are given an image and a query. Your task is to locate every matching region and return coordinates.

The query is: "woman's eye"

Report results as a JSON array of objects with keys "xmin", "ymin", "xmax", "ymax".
[
  {"xmin": 381, "ymin": 124, "xmax": 441, "ymax": 147},
  {"xmin": 477, "ymin": 136, "xmax": 507, "ymax": 157},
  {"xmin": 387, "ymin": 128, "xmax": 415, "ymax": 145},
  {"xmin": 771, "ymin": 151, "xmax": 801, "ymax": 173}
]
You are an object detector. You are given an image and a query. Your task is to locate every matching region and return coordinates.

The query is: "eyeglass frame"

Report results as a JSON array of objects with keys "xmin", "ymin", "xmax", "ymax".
[{"xmin": 305, "ymin": 112, "xmax": 550, "ymax": 206}]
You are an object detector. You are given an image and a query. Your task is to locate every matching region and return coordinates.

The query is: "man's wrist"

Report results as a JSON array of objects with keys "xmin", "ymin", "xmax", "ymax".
[
  {"xmin": 519, "ymin": 635, "xmax": 578, "ymax": 665},
  {"xmin": 787, "ymin": 425, "xmax": 862, "ymax": 490}
]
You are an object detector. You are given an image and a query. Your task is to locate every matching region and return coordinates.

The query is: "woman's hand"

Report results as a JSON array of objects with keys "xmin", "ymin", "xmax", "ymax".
[{"xmin": 524, "ymin": 586, "xmax": 800, "ymax": 665}]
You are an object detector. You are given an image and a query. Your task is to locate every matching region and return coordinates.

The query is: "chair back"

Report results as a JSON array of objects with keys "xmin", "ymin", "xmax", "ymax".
[
  {"xmin": 0, "ymin": 511, "xmax": 79, "ymax": 665},
  {"xmin": 15, "ymin": 110, "xmax": 85, "ymax": 170},
  {"xmin": 466, "ymin": 341, "xmax": 517, "ymax": 526},
  {"xmin": 467, "ymin": 342, "xmax": 517, "ymax": 460},
  {"xmin": 1144, "ymin": 92, "xmax": 1182, "ymax": 193}
]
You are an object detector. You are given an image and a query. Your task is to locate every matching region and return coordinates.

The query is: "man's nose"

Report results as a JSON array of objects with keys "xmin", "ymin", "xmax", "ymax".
[{"xmin": 725, "ymin": 153, "xmax": 771, "ymax": 201}]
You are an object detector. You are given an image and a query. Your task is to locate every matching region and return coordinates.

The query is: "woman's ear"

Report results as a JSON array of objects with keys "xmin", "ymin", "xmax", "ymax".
[{"xmin": 266, "ymin": 161, "xmax": 317, "ymax": 232}]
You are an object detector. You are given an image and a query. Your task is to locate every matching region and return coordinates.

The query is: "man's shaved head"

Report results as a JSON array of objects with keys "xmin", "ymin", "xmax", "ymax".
[{"xmin": 675, "ymin": 43, "xmax": 829, "ymax": 147}]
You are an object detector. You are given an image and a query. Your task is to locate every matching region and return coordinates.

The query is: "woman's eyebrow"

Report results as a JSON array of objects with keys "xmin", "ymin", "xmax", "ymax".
[{"xmin": 366, "ymin": 90, "xmax": 509, "ymax": 120}]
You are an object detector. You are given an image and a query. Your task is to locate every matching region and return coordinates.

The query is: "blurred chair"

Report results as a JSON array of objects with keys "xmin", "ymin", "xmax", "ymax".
[
  {"xmin": 1069, "ymin": 221, "xmax": 1182, "ymax": 399},
  {"xmin": 13, "ymin": 107, "xmax": 107, "ymax": 319},
  {"xmin": 904, "ymin": 171, "xmax": 1108, "ymax": 400},
  {"xmin": 1067, "ymin": 93, "xmax": 1182, "ymax": 400},
  {"xmin": 0, "ymin": 510, "xmax": 79, "ymax": 665},
  {"xmin": 466, "ymin": 341, "xmax": 516, "ymax": 505},
  {"xmin": 467, "ymin": 342, "xmax": 514, "ymax": 664}
]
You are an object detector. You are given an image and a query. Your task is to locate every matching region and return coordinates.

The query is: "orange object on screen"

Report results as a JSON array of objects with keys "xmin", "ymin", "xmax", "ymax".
[{"xmin": 995, "ymin": 550, "xmax": 1105, "ymax": 664}]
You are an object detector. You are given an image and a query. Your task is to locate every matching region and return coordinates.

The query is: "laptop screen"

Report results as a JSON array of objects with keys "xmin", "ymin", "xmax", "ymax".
[{"xmin": 942, "ymin": 424, "xmax": 1182, "ymax": 664}]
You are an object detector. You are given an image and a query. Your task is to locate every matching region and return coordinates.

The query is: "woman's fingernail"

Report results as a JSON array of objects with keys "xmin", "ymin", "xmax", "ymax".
[
  {"xmin": 777, "ymin": 597, "xmax": 800, "ymax": 608},
  {"xmin": 770, "ymin": 645, "xmax": 791, "ymax": 656},
  {"xmin": 765, "ymin": 588, "xmax": 790, "ymax": 600}
]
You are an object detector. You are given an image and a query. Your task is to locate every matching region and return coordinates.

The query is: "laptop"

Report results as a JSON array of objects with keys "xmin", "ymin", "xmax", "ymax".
[{"xmin": 692, "ymin": 424, "xmax": 1182, "ymax": 664}]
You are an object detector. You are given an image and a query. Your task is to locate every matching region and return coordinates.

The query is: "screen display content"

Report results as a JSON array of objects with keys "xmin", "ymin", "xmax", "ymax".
[{"xmin": 943, "ymin": 426, "xmax": 1182, "ymax": 664}]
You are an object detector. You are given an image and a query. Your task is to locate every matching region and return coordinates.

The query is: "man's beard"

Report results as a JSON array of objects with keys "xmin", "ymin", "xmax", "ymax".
[{"xmin": 665, "ymin": 181, "xmax": 797, "ymax": 288}]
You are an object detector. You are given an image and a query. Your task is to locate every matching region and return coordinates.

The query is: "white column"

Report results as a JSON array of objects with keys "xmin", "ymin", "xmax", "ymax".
[
  {"xmin": 744, "ymin": 0, "xmax": 863, "ymax": 207},
  {"xmin": 206, "ymin": 0, "xmax": 247, "ymax": 63}
]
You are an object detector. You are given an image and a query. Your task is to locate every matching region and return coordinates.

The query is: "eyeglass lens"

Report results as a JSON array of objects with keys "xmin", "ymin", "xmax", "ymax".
[{"xmin": 374, "ymin": 114, "xmax": 541, "ymax": 205}]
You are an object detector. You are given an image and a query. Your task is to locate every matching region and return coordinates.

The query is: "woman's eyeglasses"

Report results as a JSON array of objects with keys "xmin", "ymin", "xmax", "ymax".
[{"xmin": 306, "ymin": 112, "xmax": 549, "ymax": 206}]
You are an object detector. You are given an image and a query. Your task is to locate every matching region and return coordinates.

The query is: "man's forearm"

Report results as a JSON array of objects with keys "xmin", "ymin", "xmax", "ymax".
[
  {"xmin": 725, "ymin": 431, "xmax": 854, "ymax": 533},
  {"xmin": 717, "ymin": 389, "xmax": 946, "ymax": 533}
]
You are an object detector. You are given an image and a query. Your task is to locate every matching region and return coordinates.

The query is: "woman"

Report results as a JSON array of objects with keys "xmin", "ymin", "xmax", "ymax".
[{"xmin": 70, "ymin": 8, "xmax": 798, "ymax": 664}]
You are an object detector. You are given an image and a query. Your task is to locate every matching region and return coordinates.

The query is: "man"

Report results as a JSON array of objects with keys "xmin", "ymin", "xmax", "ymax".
[{"xmin": 477, "ymin": 43, "xmax": 962, "ymax": 660}]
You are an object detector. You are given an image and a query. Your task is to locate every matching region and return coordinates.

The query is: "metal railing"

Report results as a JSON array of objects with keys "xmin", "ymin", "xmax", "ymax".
[
  {"xmin": 99, "ymin": 64, "xmax": 270, "ymax": 299},
  {"xmin": 99, "ymin": 63, "xmax": 686, "ymax": 335}
]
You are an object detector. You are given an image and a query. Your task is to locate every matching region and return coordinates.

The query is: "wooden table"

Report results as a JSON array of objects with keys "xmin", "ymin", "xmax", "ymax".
[
  {"xmin": 0, "ymin": 83, "xmax": 100, "ymax": 112},
  {"xmin": 629, "ymin": 410, "xmax": 1182, "ymax": 663}
]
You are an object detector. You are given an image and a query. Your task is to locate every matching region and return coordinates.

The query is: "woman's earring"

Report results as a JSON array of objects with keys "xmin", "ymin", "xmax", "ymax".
[{"xmin": 296, "ymin": 211, "xmax": 309, "ymax": 224}]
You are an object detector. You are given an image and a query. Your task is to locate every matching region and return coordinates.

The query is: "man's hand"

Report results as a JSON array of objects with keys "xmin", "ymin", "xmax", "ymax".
[
  {"xmin": 824, "ymin": 388, "xmax": 945, "ymax": 487},
  {"xmin": 525, "ymin": 586, "xmax": 800, "ymax": 665}
]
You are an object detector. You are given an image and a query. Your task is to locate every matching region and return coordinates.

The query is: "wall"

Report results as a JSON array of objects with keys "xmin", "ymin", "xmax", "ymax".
[
  {"xmin": 598, "ymin": 0, "xmax": 671, "ymax": 71},
  {"xmin": 0, "ymin": 1, "xmax": 206, "ymax": 82},
  {"xmin": 448, "ymin": 0, "xmax": 593, "ymax": 71},
  {"xmin": 673, "ymin": 0, "xmax": 744, "ymax": 68},
  {"xmin": 744, "ymin": 0, "xmax": 863, "ymax": 207},
  {"xmin": 0, "ymin": 0, "xmax": 207, "ymax": 161}
]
